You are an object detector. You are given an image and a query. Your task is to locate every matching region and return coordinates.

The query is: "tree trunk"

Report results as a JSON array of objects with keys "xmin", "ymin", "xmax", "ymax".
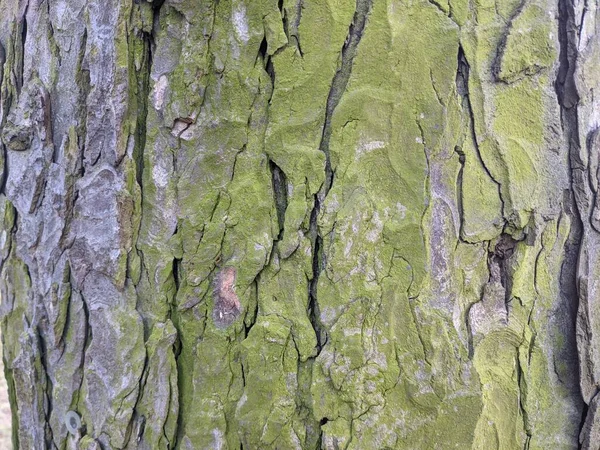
[{"xmin": 0, "ymin": 0, "xmax": 597, "ymax": 448}]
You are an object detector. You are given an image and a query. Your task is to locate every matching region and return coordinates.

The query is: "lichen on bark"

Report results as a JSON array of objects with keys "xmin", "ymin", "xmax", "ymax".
[{"xmin": 0, "ymin": 0, "xmax": 598, "ymax": 448}]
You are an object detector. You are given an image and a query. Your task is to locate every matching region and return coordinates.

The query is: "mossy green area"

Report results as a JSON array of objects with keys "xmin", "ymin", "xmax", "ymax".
[{"xmin": 0, "ymin": 0, "xmax": 589, "ymax": 448}]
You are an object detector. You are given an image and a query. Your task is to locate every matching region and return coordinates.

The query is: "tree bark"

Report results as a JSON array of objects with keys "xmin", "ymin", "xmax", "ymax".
[{"xmin": 0, "ymin": 0, "xmax": 598, "ymax": 448}]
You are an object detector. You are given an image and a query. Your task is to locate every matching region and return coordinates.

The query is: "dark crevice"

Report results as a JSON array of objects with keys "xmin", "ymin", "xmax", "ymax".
[
  {"xmin": 74, "ymin": 287, "xmax": 92, "ymax": 414},
  {"xmin": 291, "ymin": 0, "xmax": 304, "ymax": 56},
  {"xmin": 487, "ymin": 233, "xmax": 517, "ymax": 304},
  {"xmin": 315, "ymin": 417, "xmax": 325, "ymax": 450},
  {"xmin": 16, "ymin": 6, "xmax": 27, "ymax": 95},
  {"xmin": 36, "ymin": 325, "xmax": 56, "ymax": 449},
  {"xmin": 278, "ymin": 0, "xmax": 289, "ymax": 39},
  {"xmin": 318, "ymin": 0, "xmax": 372, "ymax": 197},
  {"xmin": 556, "ymin": 0, "xmax": 580, "ymax": 109},
  {"xmin": 38, "ymin": 85, "xmax": 56, "ymax": 162},
  {"xmin": 124, "ymin": 351, "xmax": 150, "ymax": 448},
  {"xmin": 278, "ymin": 0, "xmax": 305, "ymax": 56},
  {"xmin": 308, "ymin": 230, "xmax": 326, "ymax": 352},
  {"xmin": 578, "ymin": 401, "xmax": 590, "ymax": 449},
  {"xmin": 426, "ymin": 0, "xmax": 449, "ymax": 16},
  {"xmin": 0, "ymin": 143, "xmax": 8, "ymax": 195},
  {"xmin": 244, "ymin": 279, "xmax": 259, "ymax": 338},
  {"xmin": 465, "ymin": 302, "xmax": 475, "ymax": 358},
  {"xmin": 133, "ymin": 37, "xmax": 151, "ymax": 188},
  {"xmin": 29, "ymin": 172, "xmax": 48, "ymax": 219},
  {"xmin": 258, "ymin": 35, "xmax": 268, "ymax": 62},
  {"xmin": 168, "ymin": 223, "xmax": 181, "ymax": 308},
  {"xmin": 126, "ymin": 1, "xmax": 170, "ymax": 447},
  {"xmin": 307, "ymin": 0, "xmax": 372, "ymax": 356},
  {"xmin": 456, "ymin": 44, "xmax": 506, "ymax": 220},
  {"xmin": 150, "ymin": 0, "xmax": 166, "ymax": 9},
  {"xmin": 139, "ymin": 3, "xmax": 187, "ymax": 448},
  {"xmin": 491, "ymin": 0, "xmax": 526, "ymax": 82},
  {"xmin": 75, "ymin": 28, "xmax": 89, "ymax": 175},
  {"xmin": 266, "ymin": 54, "xmax": 275, "ymax": 93},
  {"xmin": 172, "ymin": 257, "xmax": 181, "ymax": 293},
  {"xmin": 0, "ymin": 41, "xmax": 5, "ymax": 89},
  {"xmin": 257, "ymin": 36, "xmax": 276, "ymax": 102},
  {"xmin": 454, "ymin": 145, "xmax": 467, "ymax": 242},
  {"xmin": 0, "ymin": 41, "xmax": 7, "ymax": 195},
  {"xmin": 56, "ymin": 272, "xmax": 73, "ymax": 356},
  {"xmin": 269, "ymin": 160, "xmax": 288, "ymax": 239},
  {"xmin": 555, "ymin": 0, "xmax": 587, "ymax": 446},
  {"xmin": 515, "ymin": 344, "xmax": 532, "ymax": 446}
]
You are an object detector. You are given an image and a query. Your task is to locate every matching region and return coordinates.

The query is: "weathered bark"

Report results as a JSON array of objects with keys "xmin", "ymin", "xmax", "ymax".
[{"xmin": 0, "ymin": 0, "xmax": 599, "ymax": 448}]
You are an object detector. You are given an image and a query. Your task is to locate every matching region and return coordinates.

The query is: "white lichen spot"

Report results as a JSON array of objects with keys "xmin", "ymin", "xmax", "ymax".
[
  {"xmin": 232, "ymin": 5, "xmax": 250, "ymax": 43},
  {"xmin": 396, "ymin": 202, "xmax": 407, "ymax": 219},
  {"xmin": 236, "ymin": 392, "xmax": 248, "ymax": 414},
  {"xmin": 343, "ymin": 327, "xmax": 361, "ymax": 337},
  {"xmin": 363, "ymin": 140, "xmax": 386, "ymax": 151},
  {"xmin": 366, "ymin": 211, "xmax": 383, "ymax": 242},
  {"xmin": 356, "ymin": 140, "xmax": 386, "ymax": 159},
  {"xmin": 344, "ymin": 238, "xmax": 353, "ymax": 258},
  {"xmin": 152, "ymin": 75, "xmax": 168, "ymax": 110},
  {"xmin": 319, "ymin": 306, "xmax": 338, "ymax": 326},
  {"xmin": 325, "ymin": 193, "xmax": 340, "ymax": 214},
  {"xmin": 212, "ymin": 429, "xmax": 224, "ymax": 450},
  {"xmin": 285, "ymin": 372, "xmax": 297, "ymax": 391},
  {"xmin": 152, "ymin": 164, "xmax": 169, "ymax": 189}
]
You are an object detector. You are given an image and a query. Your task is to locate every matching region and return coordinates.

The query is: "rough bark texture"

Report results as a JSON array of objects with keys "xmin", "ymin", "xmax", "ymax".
[{"xmin": 0, "ymin": 0, "xmax": 599, "ymax": 448}]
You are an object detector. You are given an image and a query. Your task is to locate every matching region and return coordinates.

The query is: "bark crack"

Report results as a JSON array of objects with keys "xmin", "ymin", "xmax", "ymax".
[
  {"xmin": 308, "ymin": 0, "xmax": 373, "ymax": 356},
  {"xmin": 491, "ymin": 0, "xmax": 527, "ymax": 83},
  {"xmin": 555, "ymin": 0, "xmax": 589, "ymax": 446},
  {"xmin": 456, "ymin": 44, "xmax": 507, "ymax": 221}
]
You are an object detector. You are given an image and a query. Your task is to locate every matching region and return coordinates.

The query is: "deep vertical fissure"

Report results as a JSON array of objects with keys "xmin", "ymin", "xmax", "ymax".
[
  {"xmin": 0, "ymin": 37, "xmax": 9, "ymax": 195},
  {"xmin": 75, "ymin": 286, "xmax": 92, "ymax": 411},
  {"xmin": 307, "ymin": 0, "xmax": 372, "ymax": 354},
  {"xmin": 15, "ymin": 6, "xmax": 27, "ymax": 95},
  {"xmin": 456, "ymin": 44, "xmax": 506, "ymax": 219},
  {"xmin": 126, "ymin": 1, "xmax": 176, "ymax": 447},
  {"xmin": 269, "ymin": 160, "xmax": 288, "ymax": 239},
  {"xmin": 491, "ymin": 0, "xmax": 527, "ymax": 82},
  {"xmin": 555, "ymin": 0, "xmax": 587, "ymax": 444}
]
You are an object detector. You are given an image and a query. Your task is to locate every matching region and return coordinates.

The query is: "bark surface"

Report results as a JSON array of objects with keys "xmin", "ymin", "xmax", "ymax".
[{"xmin": 0, "ymin": 0, "xmax": 598, "ymax": 448}]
